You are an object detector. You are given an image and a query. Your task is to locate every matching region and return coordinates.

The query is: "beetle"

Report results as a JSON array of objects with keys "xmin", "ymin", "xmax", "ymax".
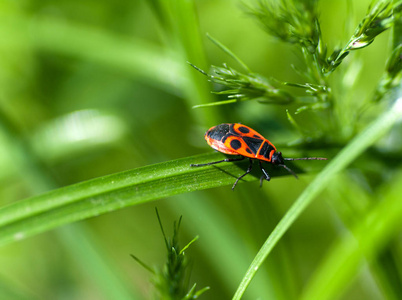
[{"xmin": 190, "ymin": 123, "xmax": 327, "ymax": 190}]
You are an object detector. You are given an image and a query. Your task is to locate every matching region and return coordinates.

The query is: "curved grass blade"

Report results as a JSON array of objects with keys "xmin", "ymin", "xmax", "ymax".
[
  {"xmin": 232, "ymin": 94, "xmax": 402, "ymax": 299},
  {"xmin": 301, "ymin": 171, "xmax": 402, "ymax": 300},
  {"xmin": 0, "ymin": 152, "xmax": 323, "ymax": 247}
]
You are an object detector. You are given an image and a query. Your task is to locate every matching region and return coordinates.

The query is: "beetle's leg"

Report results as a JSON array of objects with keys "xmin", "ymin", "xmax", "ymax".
[
  {"xmin": 259, "ymin": 176, "xmax": 264, "ymax": 187},
  {"xmin": 259, "ymin": 160, "xmax": 270, "ymax": 187},
  {"xmin": 232, "ymin": 158, "xmax": 253, "ymax": 190},
  {"xmin": 190, "ymin": 156, "xmax": 244, "ymax": 167}
]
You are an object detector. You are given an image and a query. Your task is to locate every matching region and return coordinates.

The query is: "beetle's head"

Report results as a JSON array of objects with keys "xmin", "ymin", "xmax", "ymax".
[
  {"xmin": 271, "ymin": 151, "xmax": 285, "ymax": 165},
  {"xmin": 272, "ymin": 152, "xmax": 327, "ymax": 179},
  {"xmin": 272, "ymin": 152, "xmax": 298, "ymax": 179}
]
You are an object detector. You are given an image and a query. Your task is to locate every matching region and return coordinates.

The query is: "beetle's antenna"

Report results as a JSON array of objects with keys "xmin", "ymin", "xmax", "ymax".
[
  {"xmin": 281, "ymin": 157, "xmax": 326, "ymax": 178},
  {"xmin": 279, "ymin": 164, "xmax": 299, "ymax": 179},
  {"xmin": 284, "ymin": 157, "xmax": 327, "ymax": 161}
]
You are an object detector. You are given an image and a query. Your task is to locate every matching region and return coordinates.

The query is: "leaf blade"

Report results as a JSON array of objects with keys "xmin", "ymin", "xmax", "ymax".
[
  {"xmin": 0, "ymin": 151, "xmax": 327, "ymax": 247},
  {"xmin": 232, "ymin": 92, "xmax": 402, "ymax": 300}
]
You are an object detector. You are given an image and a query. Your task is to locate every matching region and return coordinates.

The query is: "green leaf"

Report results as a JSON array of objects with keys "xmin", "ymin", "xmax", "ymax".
[{"xmin": 0, "ymin": 152, "xmax": 325, "ymax": 247}]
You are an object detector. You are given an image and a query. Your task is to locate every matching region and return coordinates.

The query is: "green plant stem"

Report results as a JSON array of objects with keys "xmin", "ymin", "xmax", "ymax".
[
  {"xmin": 393, "ymin": 0, "xmax": 402, "ymax": 46},
  {"xmin": 232, "ymin": 91, "xmax": 402, "ymax": 300}
]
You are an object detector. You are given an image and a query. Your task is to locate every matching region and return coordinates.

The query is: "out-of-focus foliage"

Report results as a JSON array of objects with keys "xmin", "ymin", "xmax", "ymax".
[
  {"xmin": 0, "ymin": 0, "xmax": 401, "ymax": 299},
  {"xmin": 131, "ymin": 210, "xmax": 209, "ymax": 300}
]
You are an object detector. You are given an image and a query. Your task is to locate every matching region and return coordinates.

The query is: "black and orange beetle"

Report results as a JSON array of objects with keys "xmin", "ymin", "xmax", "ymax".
[{"xmin": 191, "ymin": 123, "xmax": 327, "ymax": 190}]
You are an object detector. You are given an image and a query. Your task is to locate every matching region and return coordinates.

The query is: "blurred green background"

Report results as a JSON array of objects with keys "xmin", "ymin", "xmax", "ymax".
[{"xmin": 0, "ymin": 0, "xmax": 401, "ymax": 299}]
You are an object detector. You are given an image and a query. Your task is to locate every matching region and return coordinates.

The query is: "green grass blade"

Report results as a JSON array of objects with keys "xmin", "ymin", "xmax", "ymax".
[
  {"xmin": 174, "ymin": 193, "xmax": 278, "ymax": 299},
  {"xmin": 192, "ymin": 99, "xmax": 239, "ymax": 108},
  {"xmin": 232, "ymin": 94, "xmax": 402, "ymax": 300},
  {"xmin": 301, "ymin": 171, "xmax": 402, "ymax": 300},
  {"xmin": 206, "ymin": 33, "xmax": 251, "ymax": 73},
  {"xmin": 0, "ymin": 152, "xmax": 319, "ymax": 247},
  {"xmin": 58, "ymin": 225, "xmax": 140, "ymax": 300}
]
